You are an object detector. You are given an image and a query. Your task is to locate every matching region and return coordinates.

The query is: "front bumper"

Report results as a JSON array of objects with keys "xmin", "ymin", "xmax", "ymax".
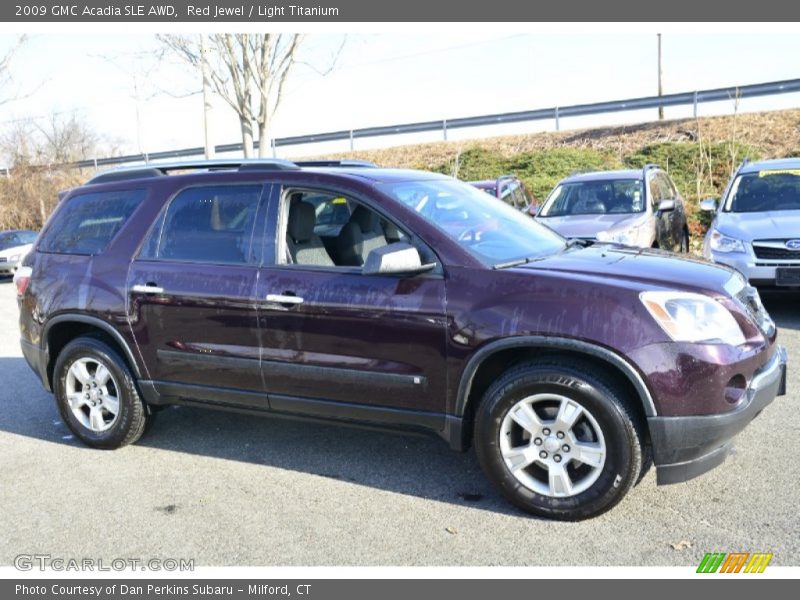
[
  {"xmin": 648, "ymin": 345, "xmax": 787, "ymax": 485},
  {"xmin": 705, "ymin": 247, "xmax": 800, "ymax": 286}
]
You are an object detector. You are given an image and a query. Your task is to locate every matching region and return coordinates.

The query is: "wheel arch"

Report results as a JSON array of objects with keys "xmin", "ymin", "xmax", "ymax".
[
  {"xmin": 447, "ymin": 337, "xmax": 657, "ymax": 451},
  {"xmin": 42, "ymin": 314, "xmax": 142, "ymax": 389}
]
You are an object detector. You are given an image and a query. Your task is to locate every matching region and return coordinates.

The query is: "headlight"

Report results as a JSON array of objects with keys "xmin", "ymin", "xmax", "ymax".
[
  {"xmin": 9, "ymin": 254, "xmax": 20, "ymax": 263},
  {"xmin": 709, "ymin": 229, "xmax": 746, "ymax": 253},
  {"xmin": 597, "ymin": 224, "xmax": 642, "ymax": 245},
  {"xmin": 640, "ymin": 291, "xmax": 746, "ymax": 346}
]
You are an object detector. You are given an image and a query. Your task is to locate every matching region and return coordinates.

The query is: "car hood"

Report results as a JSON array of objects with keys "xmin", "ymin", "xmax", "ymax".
[
  {"xmin": 0, "ymin": 243, "xmax": 32, "ymax": 258},
  {"xmin": 713, "ymin": 210, "xmax": 800, "ymax": 241},
  {"xmin": 515, "ymin": 244, "xmax": 738, "ymax": 295},
  {"xmin": 537, "ymin": 213, "xmax": 643, "ymax": 238}
]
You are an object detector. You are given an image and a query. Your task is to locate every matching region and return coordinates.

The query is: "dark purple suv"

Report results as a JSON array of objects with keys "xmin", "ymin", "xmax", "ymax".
[{"xmin": 15, "ymin": 159, "xmax": 787, "ymax": 520}]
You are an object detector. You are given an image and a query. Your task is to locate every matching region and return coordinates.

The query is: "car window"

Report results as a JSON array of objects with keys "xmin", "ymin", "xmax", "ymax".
[
  {"xmin": 18, "ymin": 231, "xmax": 38, "ymax": 244},
  {"xmin": 38, "ymin": 190, "xmax": 145, "ymax": 255},
  {"xmin": 280, "ymin": 189, "xmax": 413, "ymax": 268},
  {"xmin": 307, "ymin": 194, "xmax": 353, "ymax": 228},
  {"xmin": 153, "ymin": 185, "xmax": 262, "ymax": 264},
  {"xmin": 724, "ymin": 170, "xmax": 800, "ymax": 212},
  {"xmin": 647, "ymin": 175, "xmax": 662, "ymax": 209},
  {"xmin": 539, "ymin": 179, "xmax": 645, "ymax": 217},
  {"xmin": 0, "ymin": 233, "xmax": 20, "ymax": 250},
  {"xmin": 657, "ymin": 174, "xmax": 675, "ymax": 200}
]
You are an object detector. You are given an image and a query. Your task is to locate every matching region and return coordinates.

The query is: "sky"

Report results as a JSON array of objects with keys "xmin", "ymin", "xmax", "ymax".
[{"xmin": 1, "ymin": 30, "xmax": 799, "ymax": 164}]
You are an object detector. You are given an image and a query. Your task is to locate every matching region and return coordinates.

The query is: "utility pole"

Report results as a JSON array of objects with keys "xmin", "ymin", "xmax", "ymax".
[
  {"xmin": 200, "ymin": 34, "xmax": 214, "ymax": 159},
  {"xmin": 657, "ymin": 33, "xmax": 664, "ymax": 120}
]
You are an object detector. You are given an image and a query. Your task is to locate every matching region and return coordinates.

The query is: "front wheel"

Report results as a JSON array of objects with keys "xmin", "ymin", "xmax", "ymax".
[{"xmin": 474, "ymin": 360, "xmax": 645, "ymax": 520}]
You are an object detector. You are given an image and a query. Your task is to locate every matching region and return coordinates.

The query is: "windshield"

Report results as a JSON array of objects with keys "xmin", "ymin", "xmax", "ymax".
[
  {"xmin": 724, "ymin": 170, "xmax": 800, "ymax": 212},
  {"xmin": 382, "ymin": 179, "xmax": 565, "ymax": 266},
  {"xmin": 539, "ymin": 179, "xmax": 645, "ymax": 217}
]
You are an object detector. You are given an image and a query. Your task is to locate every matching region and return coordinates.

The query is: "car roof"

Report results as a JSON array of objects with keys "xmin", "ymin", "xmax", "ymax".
[
  {"xmin": 560, "ymin": 169, "xmax": 646, "ymax": 183},
  {"xmin": 468, "ymin": 180, "xmax": 496, "ymax": 189},
  {"xmin": 84, "ymin": 160, "xmax": 450, "ymax": 187},
  {"xmin": 738, "ymin": 157, "xmax": 800, "ymax": 174}
]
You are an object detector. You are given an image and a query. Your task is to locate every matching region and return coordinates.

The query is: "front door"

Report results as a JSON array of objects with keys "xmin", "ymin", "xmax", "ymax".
[{"xmin": 256, "ymin": 185, "xmax": 449, "ymax": 427}]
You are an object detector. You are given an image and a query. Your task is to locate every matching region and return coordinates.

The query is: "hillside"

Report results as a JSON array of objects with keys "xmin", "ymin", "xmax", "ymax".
[{"xmin": 317, "ymin": 108, "xmax": 800, "ymax": 241}]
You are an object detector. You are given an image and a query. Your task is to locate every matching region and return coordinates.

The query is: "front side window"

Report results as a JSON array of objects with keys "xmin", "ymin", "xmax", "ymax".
[
  {"xmin": 724, "ymin": 170, "xmax": 800, "ymax": 213},
  {"xmin": 280, "ymin": 189, "xmax": 411, "ymax": 268},
  {"xmin": 38, "ymin": 189, "xmax": 145, "ymax": 255},
  {"xmin": 153, "ymin": 185, "xmax": 262, "ymax": 264},
  {"xmin": 383, "ymin": 178, "xmax": 565, "ymax": 266},
  {"xmin": 539, "ymin": 179, "xmax": 645, "ymax": 218}
]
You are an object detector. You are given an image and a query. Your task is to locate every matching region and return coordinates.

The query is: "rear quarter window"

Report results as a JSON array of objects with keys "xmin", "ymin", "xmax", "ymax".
[{"xmin": 38, "ymin": 189, "xmax": 145, "ymax": 255}]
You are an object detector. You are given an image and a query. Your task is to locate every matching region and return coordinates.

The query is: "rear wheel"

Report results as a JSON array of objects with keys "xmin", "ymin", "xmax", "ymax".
[
  {"xmin": 53, "ymin": 337, "xmax": 149, "ymax": 449},
  {"xmin": 474, "ymin": 359, "xmax": 645, "ymax": 520}
]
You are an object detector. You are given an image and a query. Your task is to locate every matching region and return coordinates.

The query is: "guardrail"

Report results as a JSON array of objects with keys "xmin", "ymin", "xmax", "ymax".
[{"xmin": 3, "ymin": 78, "xmax": 800, "ymax": 176}]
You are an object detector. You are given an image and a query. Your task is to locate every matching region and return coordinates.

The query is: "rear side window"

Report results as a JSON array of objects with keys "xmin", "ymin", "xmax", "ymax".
[
  {"xmin": 38, "ymin": 189, "xmax": 145, "ymax": 255},
  {"xmin": 149, "ymin": 185, "xmax": 263, "ymax": 264}
]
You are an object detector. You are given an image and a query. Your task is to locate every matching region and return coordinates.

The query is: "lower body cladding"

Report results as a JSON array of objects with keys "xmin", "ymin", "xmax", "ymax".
[{"xmin": 648, "ymin": 346, "xmax": 787, "ymax": 484}]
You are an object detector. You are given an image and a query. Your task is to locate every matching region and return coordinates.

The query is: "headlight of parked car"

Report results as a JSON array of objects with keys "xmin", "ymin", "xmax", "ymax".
[
  {"xmin": 640, "ymin": 291, "xmax": 746, "ymax": 346},
  {"xmin": 709, "ymin": 229, "xmax": 746, "ymax": 253},
  {"xmin": 9, "ymin": 254, "xmax": 20, "ymax": 263},
  {"xmin": 597, "ymin": 223, "xmax": 644, "ymax": 245}
]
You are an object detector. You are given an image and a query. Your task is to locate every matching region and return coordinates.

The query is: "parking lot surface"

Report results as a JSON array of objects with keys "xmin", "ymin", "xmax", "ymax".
[{"xmin": 0, "ymin": 279, "xmax": 797, "ymax": 566}]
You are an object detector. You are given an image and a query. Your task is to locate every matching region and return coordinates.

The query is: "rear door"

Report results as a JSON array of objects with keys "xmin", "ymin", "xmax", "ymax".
[
  {"xmin": 127, "ymin": 183, "xmax": 270, "ymax": 405},
  {"xmin": 255, "ymin": 184, "xmax": 449, "ymax": 427}
]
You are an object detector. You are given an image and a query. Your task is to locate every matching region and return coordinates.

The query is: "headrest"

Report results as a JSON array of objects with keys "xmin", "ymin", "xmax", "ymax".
[
  {"xmin": 382, "ymin": 219, "xmax": 401, "ymax": 241},
  {"xmin": 288, "ymin": 201, "xmax": 316, "ymax": 243},
  {"xmin": 351, "ymin": 205, "xmax": 380, "ymax": 233}
]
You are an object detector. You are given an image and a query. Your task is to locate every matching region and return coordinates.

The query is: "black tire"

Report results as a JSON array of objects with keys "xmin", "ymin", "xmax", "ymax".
[
  {"xmin": 53, "ymin": 336, "xmax": 149, "ymax": 449},
  {"xmin": 474, "ymin": 359, "xmax": 645, "ymax": 521}
]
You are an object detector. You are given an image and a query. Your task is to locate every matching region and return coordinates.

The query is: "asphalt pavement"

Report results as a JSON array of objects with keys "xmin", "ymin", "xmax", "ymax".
[{"xmin": 0, "ymin": 278, "xmax": 798, "ymax": 566}]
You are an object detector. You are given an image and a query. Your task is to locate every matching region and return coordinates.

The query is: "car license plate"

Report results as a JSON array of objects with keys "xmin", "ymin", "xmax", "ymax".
[{"xmin": 776, "ymin": 267, "xmax": 800, "ymax": 286}]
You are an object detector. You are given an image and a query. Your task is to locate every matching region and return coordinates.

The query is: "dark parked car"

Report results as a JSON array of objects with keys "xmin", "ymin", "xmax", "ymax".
[
  {"xmin": 536, "ymin": 165, "xmax": 690, "ymax": 251},
  {"xmin": 16, "ymin": 159, "xmax": 786, "ymax": 520},
  {"xmin": 702, "ymin": 158, "xmax": 800, "ymax": 287},
  {"xmin": 469, "ymin": 175, "xmax": 538, "ymax": 216}
]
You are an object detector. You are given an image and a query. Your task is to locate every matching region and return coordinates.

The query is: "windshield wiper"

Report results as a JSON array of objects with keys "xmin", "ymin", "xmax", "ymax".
[
  {"xmin": 493, "ymin": 257, "xmax": 531, "ymax": 269},
  {"xmin": 565, "ymin": 237, "xmax": 591, "ymax": 248}
]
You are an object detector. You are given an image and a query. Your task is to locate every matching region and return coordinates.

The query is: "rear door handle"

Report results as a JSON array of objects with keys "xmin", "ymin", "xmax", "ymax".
[
  {"xmin": 132, "ymin": 284, "xmax": 165, "ymax": 294},
  {"xmin": 266, "ymin": 294, "xmax": 304, "ymax": 305}
]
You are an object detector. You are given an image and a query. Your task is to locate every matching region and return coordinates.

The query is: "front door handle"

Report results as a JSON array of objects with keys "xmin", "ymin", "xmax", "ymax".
[
  {"xmin": 132, "ymin": 284, "xmax": 165, "ymax": 294},
  {"xmin": 266, "ymin": 294, "xmax": 304, "ymax": 305}
]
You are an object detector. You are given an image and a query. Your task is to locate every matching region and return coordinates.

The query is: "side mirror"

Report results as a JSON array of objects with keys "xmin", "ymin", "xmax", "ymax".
[
  {"xmin": 700, "ymin": 198, "xmax": 718, "ymax": 212},
  {"xmin": 363, "ymin": 242, "xmax": 436, "ymax": 276},
  {"xmin": 657, "ymin": 199, "xmax": 675, "ymax": 213}
]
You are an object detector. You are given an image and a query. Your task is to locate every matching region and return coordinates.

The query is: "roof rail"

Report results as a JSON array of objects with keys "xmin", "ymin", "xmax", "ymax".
[
  {"xmin": 87, "ymin": 158, "xmax": 300, "ymax": 184},
  {"xmin": 294, "ymin": 159, "xmax": 377, "ymax": 168}
]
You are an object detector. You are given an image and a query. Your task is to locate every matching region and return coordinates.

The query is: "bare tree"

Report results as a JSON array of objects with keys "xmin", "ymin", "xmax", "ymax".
[
  {"xmin": 0, "ymin": 35, "xmax": 27, "ymax": 106},
  {"xmin": 0, "ymin": 112, "xmax": 106, "ymax": 167},
  {"xmin": 158, "ymin": 34, "xmax": 340, "ymax": 158}
]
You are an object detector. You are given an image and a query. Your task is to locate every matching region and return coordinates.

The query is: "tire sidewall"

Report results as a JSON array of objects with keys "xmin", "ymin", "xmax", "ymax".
[
  {"xmin": 53, "ymin": 338, "xmax": 139, "ymax": 449},
  {"xmin": 475, "ymin": 367, "xmax": 639, "ymax": 519}
]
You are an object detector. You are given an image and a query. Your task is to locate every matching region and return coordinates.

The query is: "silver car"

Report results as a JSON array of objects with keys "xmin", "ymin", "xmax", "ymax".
[
  {"xmin": 702, "ymin": 158, "xmax": 800, "ymax": 287},
  {"xmin": 535, "ymin": 165, "xmax": 690, "ymax": 251}
]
